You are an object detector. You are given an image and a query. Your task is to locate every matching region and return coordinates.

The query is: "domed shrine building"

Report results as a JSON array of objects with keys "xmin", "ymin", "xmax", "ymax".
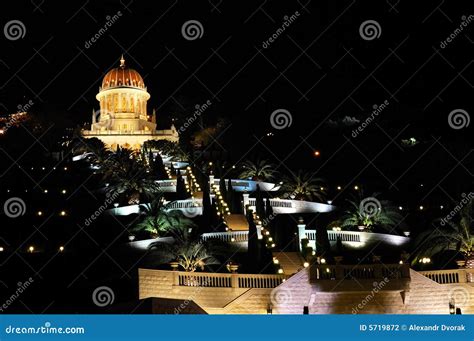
[{"xmin": 83, "ymin": 56, "xmax": 178, "ymax": 149}]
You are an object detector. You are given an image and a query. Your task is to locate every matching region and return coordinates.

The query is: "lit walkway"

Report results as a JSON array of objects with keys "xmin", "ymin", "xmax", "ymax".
[{"xmin": 273, "ymin": 252, "xmax": 305, "ymax": 275}]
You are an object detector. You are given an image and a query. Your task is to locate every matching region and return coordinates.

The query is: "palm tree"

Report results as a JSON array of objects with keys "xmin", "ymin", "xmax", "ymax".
[
  {"xmin": 280, "ymin": 171, "xmax": 326, "ymax": 201},
  {"xmin": 144, "ymin": 140, "xmax": 189, "ymax": 161},
  {"xmin": 414, "ymin": 200, "xmax": 473, "ymax": 267},
  {"xmin": 132, "ymin": 196, "xmax": 197, "ymax": 237},
  {"xmin": 71, "ymin": 137, "xmax": 111, "ymax": 165},
  {"xmin": 102, "ymin": 148, "xmax": 162, "ymax": 204},
  {"xmin": 239, "ymin": 160, "xmax": 277, "ymax": 181},
  {"xmin": 335, "ymin": 193, "xmax": 403, "ymax": 232},
  {"xmin": 148, "ymin": 227, "xmax": 228, "ymax": 272}
]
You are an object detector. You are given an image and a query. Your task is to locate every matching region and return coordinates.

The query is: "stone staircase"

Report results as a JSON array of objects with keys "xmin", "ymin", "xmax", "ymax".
[
  {"xmin": 271, "ymin": 267, "xmax": 474, "ymax": 314},
  {"xmin": 272, "ymin": 252, "xmax": 305, "ymax": 275}
]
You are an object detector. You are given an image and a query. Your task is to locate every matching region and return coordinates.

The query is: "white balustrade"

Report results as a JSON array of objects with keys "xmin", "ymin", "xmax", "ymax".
[
  {"xmin": 173, "ymin": 270, "xmax": 286, "ymax": 289},
  {"xmin": 201, "ymin": 231, "xmax": 248, "ymax": 243},
  {"xmin": 419, "ymin": 269, "xmax": 473, "ymax": 284}
]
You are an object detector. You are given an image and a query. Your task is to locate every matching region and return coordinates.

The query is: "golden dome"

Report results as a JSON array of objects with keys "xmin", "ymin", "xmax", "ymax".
[{"xmin": 101, "ymin": 55, "xmax": 145, "ymax": 90}]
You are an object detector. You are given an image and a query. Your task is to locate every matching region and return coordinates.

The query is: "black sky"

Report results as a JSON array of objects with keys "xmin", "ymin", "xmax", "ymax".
[{"xmin": 1, "ymin": 0, "xmax": 472, "ymax": 202}]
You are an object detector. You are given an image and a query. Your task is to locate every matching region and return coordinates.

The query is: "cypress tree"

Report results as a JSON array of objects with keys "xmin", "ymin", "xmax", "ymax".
[
  {"xmin": 227, "ymin": 178, "xmax": 235, "ymax": 213},
  {"xmin": 200, "ymin": 178, "xmax": 212, "ymax": 234},
  {"xmin": 219, "ymin": 177, "xmax": 227, "ymax": 203},
  {"xmin": 246, "ymin": 208, "xmax": 261, "ymax": 272},
  {"xmin": 265, "ymin": 197, "xmax": 274, "ymax": 234},
  {"xmin": 153, "ymin": 152, "xmax": 167, "ymax": 180},
  {"xmin": 255, "ymin": 185, "xmax": 265, "ymax": 219},
  {"xmin": 176, "ymin": 173, "xmax": 189, "ymax": 199},
  {"xmin": 315, "ymin": 222, "xmax": 331, "ymax": 259}
]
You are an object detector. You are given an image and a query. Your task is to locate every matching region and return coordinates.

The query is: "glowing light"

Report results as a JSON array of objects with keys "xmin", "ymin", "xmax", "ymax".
[
  {"xmin": 314, "ymin": 150, "xmax": 320, "ymax": 157},
  {"xmin": 354, "ymin": 185, "xmax": 359, "ymax": 190},
  {"xmin": 320, "ymin": 258, "xmax": 326, "ymax": 264},
  {"xmin": 28, "ymin": 246, "xmax": 34, "ymax": 253},
  {"xmin": 337, "ymin": 186, "xmax": 342, "ymax": 190},
  {"xmin": 37, "ymin": 211, "xmax": 43, "ymax": 216},
  {"xmin": 44, "ymin": 189, "xmax": 48, "ymax": 193},
  {"xmin": 273, "ymin": 258, "xmax": 279, "ymax": 264},
  {"xmin": 60, "ymin": 211, "xmax": 67, "ymax": 216},
  {"xmin": 0, "ymin": 247, "xmax": 4, "ymax": 252},
  {"xmin": 61, "ymin": 189, "xmax": 67, "ymax": 194},
  {"xmin": 64, "ymin": 167, "xmax": 68, "ymax": 171},
  {"xmin": 303, "ymin": 262, "xmax": 309, "ymax": 268},
  {"xmin": 419, "ymin": 205, "xmax": 424, "ymax": 210},
  {"xmin": 399, "ymin": 206, "xmax": 403, "ymax": 210},
  {"xmin": 278, "ymin": 269, "xmax": 284, "ymax": 274},
  {"xmin": 59, "ymin": 246, "xmax": 64, "ymax": 252}
]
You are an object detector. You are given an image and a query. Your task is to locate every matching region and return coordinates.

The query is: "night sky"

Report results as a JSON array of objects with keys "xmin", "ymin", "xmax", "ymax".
[
  {"xmin": 0, "ymin": 0, "xmax": 473, "ymax": 315},
  {"xmin": 1, "ymin": 0, "xmax": 473, "ymax": 203}
]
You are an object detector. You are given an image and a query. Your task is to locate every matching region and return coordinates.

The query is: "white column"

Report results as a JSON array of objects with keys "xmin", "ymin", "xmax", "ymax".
[
  {"xmin": 256, "ymin": 223, "xmax": 262, "ymax": 240},
  {"xmin": 209, "ymin": 175, "xmax": 215, "ymax": 203},
  {"xmin": 297, "ymin": 217, "xmax": 306, "ymax": 252},
  {"xmin": 242, "ymin": 193, "xmax": 250, "ymax": 214}
]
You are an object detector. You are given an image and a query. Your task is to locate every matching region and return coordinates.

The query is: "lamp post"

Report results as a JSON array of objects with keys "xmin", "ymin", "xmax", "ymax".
[
  {"xmin": 449, "ymin": 299, "xmax": 455, "ymax": 315},
  {"xmin": 267, "ymin": 304, "xmax": 273, "ymax": 314}
]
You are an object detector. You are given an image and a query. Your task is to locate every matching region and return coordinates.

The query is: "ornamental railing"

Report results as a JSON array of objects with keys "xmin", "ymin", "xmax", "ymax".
[
  {"xmin": 173, "ymin": 271, "xmax": 286, "ymax": 289},
  {"xmin": 201, "ymin": 231, "xmax": 248, "ymax": 243},
  {"xmin": 419, "ymin": 269, "xmax": 474, "ymax": 284},
  {"xmin": 312, "ymin": 263, "xmax": 409, "ymax": 281},
  {"xmin": 305, "ymin": 230, "xmax": 361, "ymax": 242},
  {"xmin": 247, "ymin": 198, "xmax": 293, "ymax": 208}
]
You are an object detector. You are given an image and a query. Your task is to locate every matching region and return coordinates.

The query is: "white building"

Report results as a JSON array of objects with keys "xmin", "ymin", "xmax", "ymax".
[{"xmin": 83, "ymin": 55, "xmax": 178, "ymax": 149}]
